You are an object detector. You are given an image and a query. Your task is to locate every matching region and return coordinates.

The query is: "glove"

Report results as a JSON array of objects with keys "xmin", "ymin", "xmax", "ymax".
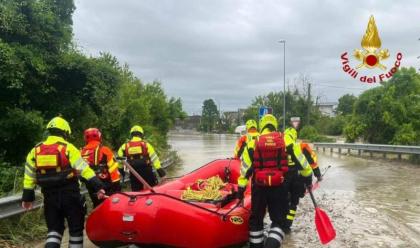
[
  {"xmin": 237, "ymin": 186, "xmax": 246, "ymax": 200},
  {"xmin": 313, "ymin": 167, "xmax": 322, "ymax": 181},
  {"xmin": 157, "ymin": 168, "xmax": 166, "ymax": 178},
  {"xmin": 88, "ymin": 176, "xmax": 105, "ymax": 192},
  {"xmin": 303, "ymin": 175, "xmax": 313, "ymax": 189}
]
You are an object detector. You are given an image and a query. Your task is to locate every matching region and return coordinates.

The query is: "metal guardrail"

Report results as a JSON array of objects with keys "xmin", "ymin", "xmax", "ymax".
[
  {"xmin": 313, "ymin": 143, "xmax": 420, "ymax": 155},
  {"xmin": 0, "ymin": 157, "xmax": 175, "ymax": 220}
]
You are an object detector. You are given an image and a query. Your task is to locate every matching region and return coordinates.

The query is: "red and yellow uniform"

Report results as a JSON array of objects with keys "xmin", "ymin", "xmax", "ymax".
[
  {"xmin": 237, "ymin": 115, "xmax": 291, "ymax": 248},
  {"xmin": 81, "ymin": 128, "xmax": 121, "ymax": 207},
  {"xmin": 118, "ymin": 125, "xmax": 166, "ymax": 191},
  {"xmin": 22, "ymin": 117, "xmax": 104, "ymax": 248},
  {"xmin": 234, "ymin": 119, "xmax": 259, "ymax": 159}
]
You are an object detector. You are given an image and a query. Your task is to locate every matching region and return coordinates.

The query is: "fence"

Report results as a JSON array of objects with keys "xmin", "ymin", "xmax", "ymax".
[{"xmin": 313, "ymin": 143, "xmax": 420, "ymax": 159}]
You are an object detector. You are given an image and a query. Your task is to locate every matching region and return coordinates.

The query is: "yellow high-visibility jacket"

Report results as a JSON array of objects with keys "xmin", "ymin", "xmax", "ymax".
[
  {"xmin": 23, "ymin": 136, "xmax": 97, "ymax": 191},
  {"xmin": 238, "ymin": 129, "xmax": 313, "ymax": 188},
  {"xmin": 117, "ymin": 137, "xmax": 161, "ymax": 170},
  {"xmin": 233, "ymin": 131, "xmax": 259, "ymax": 159},
  {"xmin": 284, "ymin": 129, "xmax": 313, "ymax": 178}
]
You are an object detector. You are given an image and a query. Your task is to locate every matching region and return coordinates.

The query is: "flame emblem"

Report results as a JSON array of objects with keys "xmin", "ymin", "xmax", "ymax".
[{"xmin": 354, "ymin": 15, "xmax": 389, "ymax": 70}]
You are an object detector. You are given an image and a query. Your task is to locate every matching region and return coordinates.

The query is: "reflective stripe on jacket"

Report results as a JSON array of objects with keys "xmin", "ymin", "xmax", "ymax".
[
  {"xmin": 24, "ymin": 136, "xmax": 96, "ymax": 190},
  {"xmin": 117, "ymin": 137, "xmax": 161, "ymax": 170}
]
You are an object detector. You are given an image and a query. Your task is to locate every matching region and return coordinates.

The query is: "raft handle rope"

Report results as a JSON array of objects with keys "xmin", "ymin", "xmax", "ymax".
[
  {"xmin": 222, "ymin": 199, "xmax": 246, "ymax": 221},
  {"xmin": 224, "ymin": 157, "xmax": 233, "ymax": 183},
  {"xmin": 117, "ymin": 191, "xmax": 227, "ymax": 217}
]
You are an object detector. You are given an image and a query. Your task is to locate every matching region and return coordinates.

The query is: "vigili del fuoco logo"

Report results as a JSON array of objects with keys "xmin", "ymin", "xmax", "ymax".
[{"xmin": 340, "ymin": 15, "xmax": 402, "ymax": 83}]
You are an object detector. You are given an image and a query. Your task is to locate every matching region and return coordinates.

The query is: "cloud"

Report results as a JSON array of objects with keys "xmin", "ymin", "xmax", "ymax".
[{"xmin": 73, "ymin": 0, "xmax": 420, "ymax": 113}]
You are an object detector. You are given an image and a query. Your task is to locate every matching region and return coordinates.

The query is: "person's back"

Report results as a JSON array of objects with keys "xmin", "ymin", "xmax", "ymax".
[
  {"xmin": 234, "ymin": 119, "xmax": 259, "ymax": 159},
  {"xmin": 21, "ymin": 117, "xmax": 105, "ymax": 248},
  {"xmin": 118, "ymin": 125, "xmax": 166, "ymax": 191},
  {"xmin": 81, "ymin": 128, "xmax": 121, "ymax": 207},
  {"xmin": 237, "ymin": 114, "xmax": 289, "ymax": 248}
]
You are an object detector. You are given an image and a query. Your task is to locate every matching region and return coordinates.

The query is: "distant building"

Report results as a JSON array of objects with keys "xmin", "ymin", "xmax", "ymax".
[
  {"xmin": 317, "ymin": 102, "xmax": 338, "ymax": 117},
  {"xmin": 175, "ymin": 115, "xmax": 201, "ymax": 130},
  {"xmin": 223, "ymin": 111, "xmax": 239, "ymax": 126}
]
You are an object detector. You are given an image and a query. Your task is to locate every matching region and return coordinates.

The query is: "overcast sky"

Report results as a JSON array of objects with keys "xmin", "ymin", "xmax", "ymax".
[{"xmin": 73, "ymin": 0, "xmax": 420, "ymax": 114}]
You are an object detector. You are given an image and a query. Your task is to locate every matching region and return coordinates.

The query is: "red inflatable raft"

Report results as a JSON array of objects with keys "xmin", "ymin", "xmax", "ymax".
[{"xmin": 86, "ymin": 159, "xmax": 251, "ymax": 248}]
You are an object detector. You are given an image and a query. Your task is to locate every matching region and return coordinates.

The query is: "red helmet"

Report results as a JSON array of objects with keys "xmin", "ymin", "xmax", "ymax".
[{"xmin": 84, "ymin": 128, "xmax": 102, "ymax": 143}]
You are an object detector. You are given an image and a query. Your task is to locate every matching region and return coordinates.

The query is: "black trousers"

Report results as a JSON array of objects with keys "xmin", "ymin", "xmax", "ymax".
[
  {"xmin": 285, "ymin": 172, "xmax": 305, "ymax": 229},
  {"xmin": 129, "ymin": 162, "xmax": 158, "ymax": 191},
  {"xmin": 289, "ymin": 174, "xmax": 305, "ymax": 206},
  {"xmin": 43, "ymin": 186, "xmax": 86, "ymax": 248},
  {"xmin": 249, "ymin": 183, "xmax": 289, "ymax": 248}
]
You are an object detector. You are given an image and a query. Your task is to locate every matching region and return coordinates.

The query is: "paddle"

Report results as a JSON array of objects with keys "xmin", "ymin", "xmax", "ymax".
[
  {"xmin": 116, "ymin": 157, "xmax": 155, "ymax": 193},
  {"xmin": 305, "ymin": 165, "xmax": 331, "ymax": 194},
  {"xmin": 307, "ymin": 186, "xmax": 336, "ymax": 245}
]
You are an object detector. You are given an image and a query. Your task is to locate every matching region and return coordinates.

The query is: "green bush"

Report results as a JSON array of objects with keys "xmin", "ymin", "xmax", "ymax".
[
  {"xmin": 299, "ymin": 126, "xmax": 335, "ymax": 142},
  {"xmin": 0, "ymin": 161, "xmax": 23, "ymax": 197},
  {"xmin": 392, "ymin": 123, "xmax": 417, "ymax": 145},
  {"xmin": 315, "ymin": 115, "xmax": 347, "ymax": 136}
]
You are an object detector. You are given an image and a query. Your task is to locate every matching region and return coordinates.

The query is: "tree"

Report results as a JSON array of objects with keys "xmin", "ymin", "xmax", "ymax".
[
  {"xmin": 243, "ymin": 83, "xmax": 322, "ymax": 130},
  {"xmin": 344, "ymin": 67, "xmax": 420, "ymax": 144},
  {"xmin": 201, "ymin": 99, "xmax": 219, "ymax": 132},
  {"xmin": 0, "ymin": 0, "xmax": 186, "ymax": 184},
  {"xmin": 336, "ymin": 94, "xmax": 357, "ymax": 115}
]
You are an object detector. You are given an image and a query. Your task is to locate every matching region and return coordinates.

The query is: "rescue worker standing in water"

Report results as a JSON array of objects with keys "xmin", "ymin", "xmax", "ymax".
[
  {"xmin": 284, "ymin": 141, "xmax": 322, "ymax": 231},
  {"xmin": 283, "ymin": 117, "xmax": 316, "ymax": 233},
  {"xmin": 21, "ymin": 117, "xmax": 105, "ymax": 248},
  {"xmin": 81, "ymin": 128, "xmax": 121, "ymax": 207},
  {"xmin": 117, "ymin": 125, "xmax": 166, "ymax": 191},
  {"xmin": 237, "ymin": 114, "xmax": 293, "ymax": 248},
  {"xmin": 233, "ymin": 119, "xmax": 259, "ymax": 159}
]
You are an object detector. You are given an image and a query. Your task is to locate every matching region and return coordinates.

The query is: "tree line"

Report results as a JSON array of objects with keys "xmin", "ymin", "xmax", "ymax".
[
  {"xmin": 0, "ymin": 0, "xmax": 186, "ymax": 195},
  {"xmin": 239, "ymin": 68, "xmax": 420, "ymax": 145}
]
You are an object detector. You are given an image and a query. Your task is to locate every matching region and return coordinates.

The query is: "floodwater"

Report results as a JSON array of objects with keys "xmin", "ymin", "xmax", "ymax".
[
  {"xmin": 168, "ymin": 132, "xmax": 420, "ymax": 248},
  {"xmin": 34, "ymin": 132, "xmax": 420, "ymax": 248}
]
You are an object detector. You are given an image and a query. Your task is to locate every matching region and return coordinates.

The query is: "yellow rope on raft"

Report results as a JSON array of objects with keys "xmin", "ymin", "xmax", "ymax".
[{"xmin": 181, "ymin": 175, "xmax": 227, "ymax": 201}]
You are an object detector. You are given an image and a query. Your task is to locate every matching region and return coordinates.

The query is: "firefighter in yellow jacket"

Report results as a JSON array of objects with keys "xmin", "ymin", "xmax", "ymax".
[
  {"xmin": 283, "ymin": 117, "xmax": 316, "ymax": 234},
  {"xmin": 237, "ymin": 114, "xmax": 312, "ymax": 248},
  {"xmin": 233, "ymin": 119, "xmax": 259, "ymax": 159},
  {"xmin": 117, "ymin": 125, "xmax": 166, "ymax": 191},
  {"xmin": 283, "ymin": 142, "xmax": 322, "ymax": 232},
  {"xmin": 21, "ymin": 117, "xmax": 105, "ymax": 248}
]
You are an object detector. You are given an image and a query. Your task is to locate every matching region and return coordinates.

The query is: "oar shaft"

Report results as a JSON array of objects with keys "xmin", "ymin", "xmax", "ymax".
[
  {"xmin": 308, "ymin": 187, "xmax": 318, "ymax": 208},
  {"xmin": 122, "ymin": 160, "xmax": 155, "ymax": 193}
]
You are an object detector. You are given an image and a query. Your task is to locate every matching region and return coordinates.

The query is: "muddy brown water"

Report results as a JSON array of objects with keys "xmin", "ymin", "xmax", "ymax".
[{"xmin": 33, "ymin": 132, "xmax": 420, "ymax": 248}]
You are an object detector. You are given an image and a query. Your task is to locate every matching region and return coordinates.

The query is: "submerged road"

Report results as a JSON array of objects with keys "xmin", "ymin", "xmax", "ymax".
[
  {"xmin": 169, "ymin": 132, "xmax": 420, "ymax": 248},
  {"xmin": 34, "ymin": 132, "xmax": 420, "ymax": 248}
]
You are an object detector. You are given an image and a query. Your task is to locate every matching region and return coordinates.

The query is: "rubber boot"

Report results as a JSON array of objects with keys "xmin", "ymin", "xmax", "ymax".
[
  {"xmin": 249, "ymin": 230, "xmax": 264, "ymax": 248},
  {"xmin": 45, "ymin": 231, "xmax": 62, "ymax": 248},
  {"xmin": 265, "ymin": 226, "xmax": 284, "ymax": 248}
]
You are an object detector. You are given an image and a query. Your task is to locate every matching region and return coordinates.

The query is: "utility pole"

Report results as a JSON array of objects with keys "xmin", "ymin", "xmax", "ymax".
[
  {"xmin": 307, "ymin": 83, "xmax": 311, "ymax": 125},
  {"xmin": 279, "ymin": 40, "xmax": 286, "ymax": 131}
]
